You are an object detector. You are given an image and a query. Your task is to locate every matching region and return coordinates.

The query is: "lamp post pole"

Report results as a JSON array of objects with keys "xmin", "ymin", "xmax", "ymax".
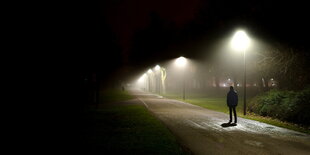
[
  {"xmin": 243, "ymin": 49, "xmax": 246, "ymax": 115},
  {"xmin": 175, "ymin": 56, "xmax": 187, "ymax": 100},
  {"xmin": 231, "ymin": 30, "xmax": 250, "ymax": 115},
  {"xmin": 158, "ymin": 72, "xmax": 161, "ymax": 95},
  {"xmin": 183, "ymin": 70, "xmax": 185, "ymax": 100}
]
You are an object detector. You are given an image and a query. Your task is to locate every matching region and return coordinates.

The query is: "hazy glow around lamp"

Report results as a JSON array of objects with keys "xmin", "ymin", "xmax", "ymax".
[
  {"xmin": 231, "ymin": 30, "xmax": 250, "ymax": 51},
  {"xmin": 155, "ymin": 65, "xmax": 160, "ymax": 71},
  {"xmin": 148, "ymin": 69, "xmax": 152, "ymax": 73},
  {"xmin": 175, "ymin": 56, "xmax": 187, "ymax": 67}
]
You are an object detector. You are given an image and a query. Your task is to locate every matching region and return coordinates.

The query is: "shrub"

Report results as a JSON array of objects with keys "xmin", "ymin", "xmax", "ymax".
[{"xmin": 249, "ymin": 88, "xmax": 310, "ymax": 126}]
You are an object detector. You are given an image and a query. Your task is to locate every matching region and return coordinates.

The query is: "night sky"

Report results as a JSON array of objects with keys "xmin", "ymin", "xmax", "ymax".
[{"xmin": 73, "ymin": 0, "xmax": 310, "ymax": 85}]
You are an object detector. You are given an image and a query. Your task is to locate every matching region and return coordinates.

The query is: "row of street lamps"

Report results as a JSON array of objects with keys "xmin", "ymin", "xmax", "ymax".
[
  {"xmin": 137, "ymin": 30, "xmax": 251, "ymax": 115},
  {"xmin": 138, "ymin": 56, "xmax": 186, "ymax": 97},
  {"xmin": 139, "ymin": 65, "xmax": 167, "ymax": 94}
]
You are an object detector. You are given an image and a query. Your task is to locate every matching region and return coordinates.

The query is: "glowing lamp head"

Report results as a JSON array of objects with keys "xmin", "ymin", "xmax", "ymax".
[
  {"xmin": 175, "ymin": 56, "xmax": 187, "ymax": 67},
  {"xmin": 138, "ymin": 77, "xmax": 143, "ymax": 83},
  {"xmin": 155, "ymin": 65, "xmax": 160, "ymax": 71},
  {"xmin": 138, "ymin": 74, "xmax": 146, "ymax": 83},
  {"xmin": 147, "ymin": 69, "xmax": 153, "ymax": 74},
  {"xmin": 231, "ymin": 30, "xmax": 250, "ymax": 51}
]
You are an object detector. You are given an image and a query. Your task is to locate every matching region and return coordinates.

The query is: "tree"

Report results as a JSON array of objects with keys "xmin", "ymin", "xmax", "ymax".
[{"xmin": 254, "ymin": 44, "xmax": 309, "ymax": 90}]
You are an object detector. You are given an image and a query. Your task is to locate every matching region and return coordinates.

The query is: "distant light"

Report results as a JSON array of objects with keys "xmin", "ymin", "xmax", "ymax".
[
  {"xmin": 175, "ymin": 56, "xmax": 187, "ymax": 67},
  {"xmin": 223, "ymin": 84, "xmax": 226, "ymax": 87},
  {"xmin": 231, "ymin": 30, "xmax": 250, "ymax": 51},
  {"xmin": 271, "ymin": 78, "xmax": 274, "ymax": 81},
  {"xmin": 228, "ymin": 78, "xmax": 231, "ymax": 81},
  {"xmin": 155, "ymin": 65, "xmax": 160, "ymax": 71},
  {"xmin": 148, "ymin": 69, "xmax": 153, "ymax": 74},
  {"xmin": 138, "ymin": 75, "xmax": 145, "ymax": 83},
  {"xmin": 237, "ymin": 84, "xmax": 240, "ymax": 87}
]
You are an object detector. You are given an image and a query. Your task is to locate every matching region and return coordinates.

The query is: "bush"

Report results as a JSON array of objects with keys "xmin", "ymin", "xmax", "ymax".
[{"xmin": 249, "ymin": 88, "xmax": 310, "ymax": 126}]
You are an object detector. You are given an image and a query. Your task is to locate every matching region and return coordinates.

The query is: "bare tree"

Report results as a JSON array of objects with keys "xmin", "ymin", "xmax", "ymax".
[{"xmin": 254, "ymin": 45, "xmax": 308, "ymax": 90}]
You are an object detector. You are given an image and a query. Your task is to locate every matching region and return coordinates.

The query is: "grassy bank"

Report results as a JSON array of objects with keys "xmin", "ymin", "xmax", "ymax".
[
  {"xmin": 81, "ymin": 90, "xmax": 188, "ymax": 154},
  {"xmin": 163, "ymin": 94, "xmax": 310, "ymax": 134},
  {"xmin": 99, "ymin": 89, "xmax": 134, "ymax": 103}
]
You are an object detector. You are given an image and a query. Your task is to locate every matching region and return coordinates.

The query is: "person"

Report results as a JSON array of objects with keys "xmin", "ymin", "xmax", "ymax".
[{"xmin": 227, "ymin": 86, "xmax": 238, "ymax": 124}]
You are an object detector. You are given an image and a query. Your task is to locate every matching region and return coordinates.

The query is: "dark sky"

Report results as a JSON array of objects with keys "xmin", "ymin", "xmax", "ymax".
[
  {"xmin": 83, "ymin": 0, "xmax": 310, "ymax": 82},
  {"xmin": 100, "ymin": 0, "xmax": 202, "ymax": 52}
]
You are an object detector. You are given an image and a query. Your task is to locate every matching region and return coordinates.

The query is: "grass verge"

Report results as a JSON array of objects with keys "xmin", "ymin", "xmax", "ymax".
[
  {"xmin": 80, "ymin": 90, "xmax": 188, "ymax": 154},
  {"xmin": 99, "ymin": 89, "xmax": 134, "ymax": 103}
]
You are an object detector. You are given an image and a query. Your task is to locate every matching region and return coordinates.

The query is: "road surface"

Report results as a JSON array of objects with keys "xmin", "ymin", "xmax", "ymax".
[{"xmin": 130, "ymin": 89, "xmax": 310, "ymax": 155}]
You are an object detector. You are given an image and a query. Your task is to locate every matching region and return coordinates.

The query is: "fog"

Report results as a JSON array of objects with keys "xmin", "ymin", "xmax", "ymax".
[{"xmin": 131, "ymin": 30, "xmax": 280, "ymax": 99}]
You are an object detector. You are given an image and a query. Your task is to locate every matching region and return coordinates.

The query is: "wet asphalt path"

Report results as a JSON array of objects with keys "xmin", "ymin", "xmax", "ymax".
[{"xmin": 130, "ymin": 89, "xmax": 310, "ymax": 155}]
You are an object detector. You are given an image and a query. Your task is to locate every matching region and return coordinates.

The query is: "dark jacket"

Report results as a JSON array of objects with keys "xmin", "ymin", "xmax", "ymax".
[{"xmin": 227, "ymin": 90, "xmax": 238, "ymax": 107}]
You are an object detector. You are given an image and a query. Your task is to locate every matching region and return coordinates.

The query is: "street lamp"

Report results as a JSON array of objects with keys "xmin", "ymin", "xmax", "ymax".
[
  {"xmin": 160, "ymin": 67, "xmax": 167, "ymax": 94},
  {"xmin": 147, "ymin": 69, "xmax": 153, "ymax": 92},
  {"xmin": 231, "ymin": 30, "xmax": 250, "ymax": 115},
  {"xmin": 175, "ymin": 56, "xmax": 187, "ymax": 100},
  {"xmin": 154, "ymin": 65, "xmax": 161, "ymax": 94},
  {"xmin": 148, "ymin": 69, "xmax": 153, "ymax": 74},
  {"xmin": 155, "ymin": 65, "xmax": 160, "ymax": 71}
]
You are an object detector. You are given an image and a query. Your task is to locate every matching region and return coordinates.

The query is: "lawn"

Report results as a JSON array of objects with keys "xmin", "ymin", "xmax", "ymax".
[
  {"xmin": 99, "ymin": 89, "xmax": 134, "ymax": 103},
  {"xmin": 79, "ymin": 90, "xmax": 189, "ymax": 154}
]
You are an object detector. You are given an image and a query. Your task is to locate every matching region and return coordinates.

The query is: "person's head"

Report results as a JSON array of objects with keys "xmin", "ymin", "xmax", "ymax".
[{"xmin": 230, "ymin": 86, "xmax": 234, "ymax": 91}]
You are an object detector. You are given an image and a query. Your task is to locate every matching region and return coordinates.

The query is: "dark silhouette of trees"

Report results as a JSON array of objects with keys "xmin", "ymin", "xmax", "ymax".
[{"xmin": 254, "ymin": 44, "xmax": 310, "ymax": 90}]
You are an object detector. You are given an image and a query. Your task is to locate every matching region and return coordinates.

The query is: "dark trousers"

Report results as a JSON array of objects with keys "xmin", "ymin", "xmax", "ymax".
[{"xmin": 229, "ymin": 106, "xmax": 237, "ymax": 123}]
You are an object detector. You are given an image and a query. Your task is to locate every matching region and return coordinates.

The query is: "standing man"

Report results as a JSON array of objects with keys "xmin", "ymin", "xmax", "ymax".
[{"xmin": 227, "ymin": 86, "xmax": 238, "ymax": 125}]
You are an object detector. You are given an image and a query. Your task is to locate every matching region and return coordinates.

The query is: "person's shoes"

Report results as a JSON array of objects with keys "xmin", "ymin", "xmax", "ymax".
[
  {"xmin": 227, "ymin": 121, "xmax": 232, "ymax": 124},
  {"xmin": 231, "ymin": 123, "xmax": 237, "ymax": 126}
]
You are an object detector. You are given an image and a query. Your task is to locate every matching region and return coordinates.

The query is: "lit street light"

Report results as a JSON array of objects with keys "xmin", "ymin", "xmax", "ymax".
[
  {"xmin": 148, "ymin": 69, "xmax": 153, "ymax": 74},
  {"xmin": 175, "ymin": 56, "xmax": 187, "ymax": 67},
  {"xmin": 160, "ymin": 67, "xmax": 167, "ymax": 94},
  {"xmin": 155, "ymin": 65, "xmax": 160, "ymax": 71},
  {"xmin": 231, "ymin": 30, "xmax": 250, "ymax": 115},
  {"xmin": 154, "ymin": 65, "xmax": 161, "ymax": 94},
  {"xmin": 175, "ymin": 56, "xmax": 187, "ymax": 100},
  {"xmin": 147, "ymin": 69, "xmax": 153, "ymax": 92}
]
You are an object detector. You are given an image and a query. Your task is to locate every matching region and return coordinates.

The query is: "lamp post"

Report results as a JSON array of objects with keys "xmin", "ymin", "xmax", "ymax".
[
  {"xmin": 231, "ymin": 30, "xmax": 250, "ymax": 115},
  {"xmin": 155, "ymin": 65, "xmax": 161, "ymax": 94},
  {"xmin": 160, "ymin": 67, "xmax": 167, "ymax": 94},
  {"xmin": 175, "ymin": 56, "xmax": 187, "ymax": 100},
  {"xmin": 147, "ymin": 69, "xmax": 153, "ymax": 92}
]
